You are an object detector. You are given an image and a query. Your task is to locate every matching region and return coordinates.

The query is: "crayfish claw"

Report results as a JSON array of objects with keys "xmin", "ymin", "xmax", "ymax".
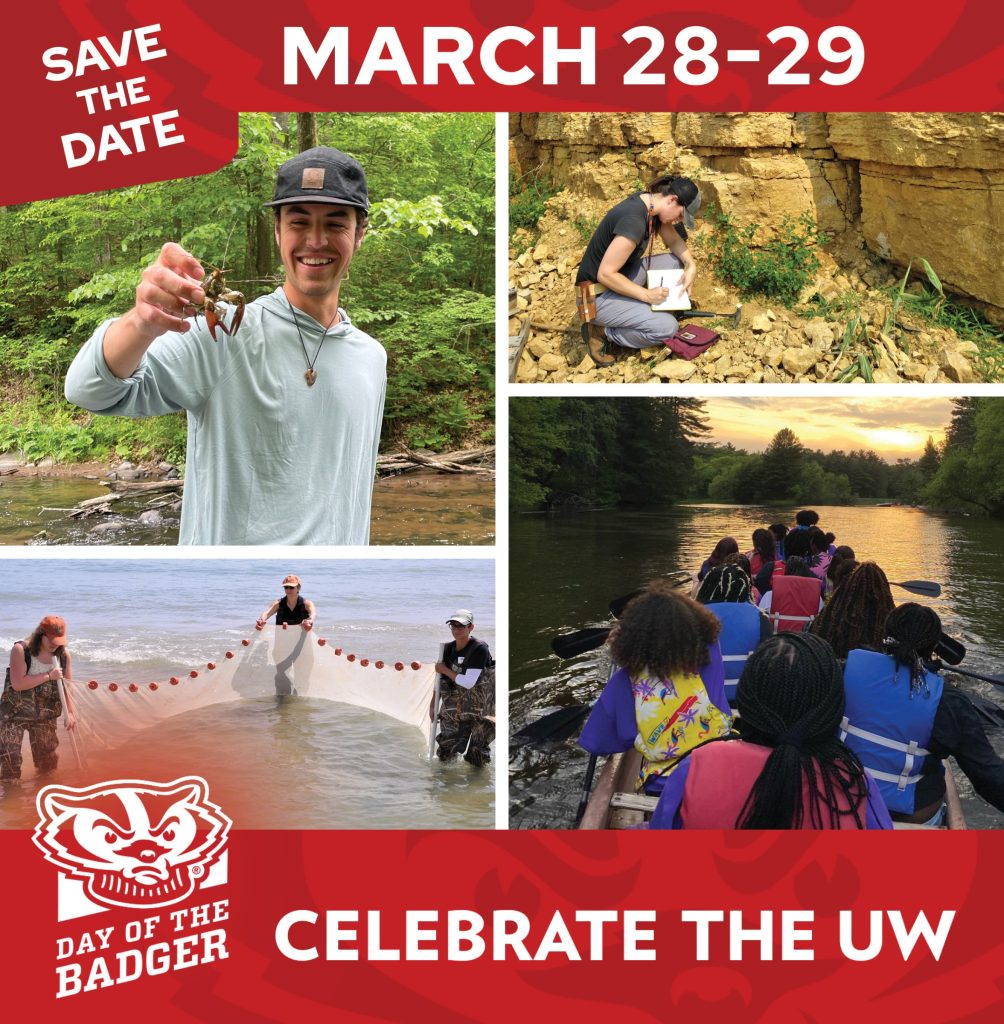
[
  {"xmin": 206, "ymin": 307, "xmax": 221, "ymax": 341},
  {"xmin": 230, "ymin": 301, "xmax": 245, "ymax": 336}
]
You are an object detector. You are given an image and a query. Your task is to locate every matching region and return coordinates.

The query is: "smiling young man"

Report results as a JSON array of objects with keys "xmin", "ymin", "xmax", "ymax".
[{"xmin": 65, "ymin": 147, "xmax": 387, "ymax": 545}]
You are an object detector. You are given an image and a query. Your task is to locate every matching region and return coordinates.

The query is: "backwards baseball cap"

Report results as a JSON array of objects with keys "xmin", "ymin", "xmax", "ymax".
[
  {"xmin": 264, "ymin": 147, "xmax": 369, "ymax": 213},
  {"xmin": 670, "ymin": 176, "xmax": 702, "ymax": 230},
  {"xmin": 39, "ymin": 615, "xmax": 67, "ymax": 644},
  {"xmin": 446, "ymin": 609, "xmax": 474, "ymax": 626},
  {"xmin": 282, "ymin": 575, "xmax": 301, "ymax": 588}
]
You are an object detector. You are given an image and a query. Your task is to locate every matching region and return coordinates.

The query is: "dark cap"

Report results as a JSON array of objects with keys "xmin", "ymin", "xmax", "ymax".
[
  {"xmin": 264, "ymin": 147, "xmax": 368, "ymax": 213},
  {"xmin": 670, "ymin": 177, "xmax": 701, "ymax": 230}
]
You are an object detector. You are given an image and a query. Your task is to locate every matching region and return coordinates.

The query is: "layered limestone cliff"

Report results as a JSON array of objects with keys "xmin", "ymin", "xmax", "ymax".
[{"xmin": 510, "ymin": 112, "xmax": 1003, "ymax": 384}]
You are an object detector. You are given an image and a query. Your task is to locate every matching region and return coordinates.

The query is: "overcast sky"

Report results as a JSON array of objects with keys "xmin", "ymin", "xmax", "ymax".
[{"xmin": 701, "ymin": 398, "xmax": 953, "ymax": 459}]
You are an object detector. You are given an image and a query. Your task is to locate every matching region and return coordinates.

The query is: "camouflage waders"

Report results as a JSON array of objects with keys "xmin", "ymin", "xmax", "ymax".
[
  {"xmin": 0, "ymin": 643, "xmax": 64, "ymax": 780},
  {"xmin": 0, "ymin": 719, "xmax": 59, "ymax": 780},
  {"xmin": 436, "ymin": 664, "xmax": 495, "ymax": 767}
]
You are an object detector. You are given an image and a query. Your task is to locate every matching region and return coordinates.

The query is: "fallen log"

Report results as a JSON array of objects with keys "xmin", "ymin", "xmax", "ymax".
[
  {"xmin": 99, "ymin": 479, "xmax": 184, "ymax": 495},
  {"xmin": 376, "ymin": 446, "xmax": 495, "ymax": 476}
]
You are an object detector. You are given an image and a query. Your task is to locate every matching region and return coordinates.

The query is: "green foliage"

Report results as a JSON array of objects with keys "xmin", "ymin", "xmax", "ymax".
[
  {"xmin": 571, "ymin": 216, "xmax": 598, "ymax": 244},
  {"xmin": 509, "ymin": 166, "xmax": 559, "ymax": 237},
  {"xmin": 923, "ymin": 398, "xmax": 1004, "ymax": 516},
  {"xmin": 706, "ymin": 209, "xmax": 827, "ymax": 306},
  {"xmin": 890, "ymin": 263, "xmax": 1004, "ymax": 382},
  {"xmin": 0, "ymin": 112, "xmax": 494, "ymax": 460},
  {"xmin": 0, "ymin": 396, "xmax": 186, "ymax": 466},
  {"xmin": 687, "ymin": 433, "xmax": 931, "ymax": 507},
  {"xmin": 509, "ymin": 398, "xmax": 708, "ymax": 510}
]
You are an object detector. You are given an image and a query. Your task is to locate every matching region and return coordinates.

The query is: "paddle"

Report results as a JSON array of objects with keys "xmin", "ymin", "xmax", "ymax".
[
  {"xmin": 574, "ymin": 754, "xmax": 598, "ymax": 827},
  {"xmin": 935, "ymin": 663, "xmax": 1004, "ymax": 690},
  {"xmin": 964, "ymin": 691, "xmax": 1004, "ymax": 730},
  {"xmin": 511, "ymin": 704, "xmax": 591, "ymax": 747},
  {"xmin": 891, "ymin": 579, "xmax": 941, "ymax": 598},
  {"xmin": 935, "ymin": 633, "xmax": 966, "ymax": 666},
  {"xmin": 609, "ymin": 571, "xmax": 692, "ymax": 620},
  {"xmin": 551, "ymin": 626, "xmax": 612, "ymax": 659}
]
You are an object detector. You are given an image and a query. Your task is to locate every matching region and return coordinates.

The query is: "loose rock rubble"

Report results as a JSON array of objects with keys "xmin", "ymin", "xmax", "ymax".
[
  {"xmin": 509, "ymin": 112, "xmax": 1003, "ymax": 385},
  {"xmin": 511, "ymin": 218, "xmax": 984, "ymax": 385}
]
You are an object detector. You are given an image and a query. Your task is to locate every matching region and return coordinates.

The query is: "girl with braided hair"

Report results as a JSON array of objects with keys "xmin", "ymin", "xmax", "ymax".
[
  {"xmin": 696, "ymin": 564, "xmax": 771, "ymax": 704},
  {"xmin": 810, "ymin": 561, "xmax": 894, "ymax": 658},
  {"xmin": 651, "ymin": 633, "xmax": 891, "ymax": 829},
  {"xmin": 697, "ymin": 537, "xmax": 739, "ymax": 582},
  {"xmin": 842, "ymin": 602, "xmax": 1004, "ymax": 824},
  {"xmin": 579, "ymin": 580, "xmax": 732, "ymax": 795},
  {"xmin": 824, "ymin": 545, "xmax": 856, "ymax": 599}
]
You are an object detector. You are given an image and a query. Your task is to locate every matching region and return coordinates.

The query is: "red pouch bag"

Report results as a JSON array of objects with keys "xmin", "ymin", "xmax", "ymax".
[{"xmin": 664, "ymin": 324, "xmax": 719, "ymax": 359}]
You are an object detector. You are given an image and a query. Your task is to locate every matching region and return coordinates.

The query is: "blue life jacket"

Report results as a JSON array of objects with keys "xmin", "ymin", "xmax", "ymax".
[
  {"xmin": 705, "ymin": 602, "xmax": 764, "ymax": 704},
  {"xmin": 841, "ymin": 649, "xmax": 944, "ymax": 815}
]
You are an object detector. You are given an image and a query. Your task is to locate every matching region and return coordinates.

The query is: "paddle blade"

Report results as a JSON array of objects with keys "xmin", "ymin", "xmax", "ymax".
[
  {"xmin": 609, "ymin": 572, "xmax": 691, "ymax": 619},
  {"xmin": 511, "ymin": 704, "xmax": 591, "ymax": 747},
  {"xmin": 609, "ymin": 589, "xmax": 643, "ymax": 620},
  {"xmin": 935, "ymin": 632, "xmax": 966, "ymax": 666},
  {"xmin": 964, "ymin": 692, "xmax": 1004, "ymax": 730},
  {"xmin": 551, "ymin": 627, "xmax": 611, "ymax": 659},
  {"xmin": 892, "ymin": 579, "xmax": 942, "ymax": 597}
]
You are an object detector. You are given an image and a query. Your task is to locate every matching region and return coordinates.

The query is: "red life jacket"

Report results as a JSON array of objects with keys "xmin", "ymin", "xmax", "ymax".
[
  {"xmin": 769, "ymin": 575, "xmax": 821, "ymax": 633},
  {"xmin": 679, "ymin": 740, "xmax": 867, "ymax": 829}
]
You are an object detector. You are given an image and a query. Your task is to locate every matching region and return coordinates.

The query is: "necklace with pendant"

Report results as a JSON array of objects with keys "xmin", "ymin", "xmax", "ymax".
[{"xmin": 286, "ymin": 296, "xmax": 340, "ymax": 386}]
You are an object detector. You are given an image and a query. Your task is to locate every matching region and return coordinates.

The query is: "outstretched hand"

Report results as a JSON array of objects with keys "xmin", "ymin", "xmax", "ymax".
[{"xmin": 132, "ymin": 243, "xmax": 206, "ymax": 340}]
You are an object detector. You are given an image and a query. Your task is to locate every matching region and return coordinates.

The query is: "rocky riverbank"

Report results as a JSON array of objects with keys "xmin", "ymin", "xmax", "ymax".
[{"xmin": 510, "ymin": 112, "xmax": 1003, "ymax": 384}]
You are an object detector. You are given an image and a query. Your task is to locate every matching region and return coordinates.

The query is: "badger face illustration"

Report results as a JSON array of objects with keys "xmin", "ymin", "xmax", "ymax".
[{"xmin": 33, "ymin": 777, "xmax": 232, "ymax": 909}]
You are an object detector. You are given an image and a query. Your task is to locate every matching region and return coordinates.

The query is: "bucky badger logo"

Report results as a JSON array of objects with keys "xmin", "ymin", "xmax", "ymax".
[{"xmin": 33, "ymin": 777, "xmax": 232, "ymax": 910}]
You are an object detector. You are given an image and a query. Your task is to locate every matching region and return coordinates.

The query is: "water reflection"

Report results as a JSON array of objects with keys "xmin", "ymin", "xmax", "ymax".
[{"xmin": 0, "ymin": 471, "xmax": 494, "ymax": 545}]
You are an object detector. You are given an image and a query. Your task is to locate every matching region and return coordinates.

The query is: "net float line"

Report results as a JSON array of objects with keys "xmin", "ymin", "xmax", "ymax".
[{"xmin": 68, "ymin": 626, "xmax": 437, "ymax": 758}]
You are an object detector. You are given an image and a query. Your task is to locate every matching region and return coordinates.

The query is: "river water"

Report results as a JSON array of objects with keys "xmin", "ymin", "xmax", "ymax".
[
  {"xmin": 0, "ymin": 471, "xmax": 495, "ymax": 545},
  {"xmin": 510, "ymin": 504, "xmax": 1004, "ymax": 830},
  {"xmin": 0, "ymin": 557, "xmax": 495, "ymax": 829}
]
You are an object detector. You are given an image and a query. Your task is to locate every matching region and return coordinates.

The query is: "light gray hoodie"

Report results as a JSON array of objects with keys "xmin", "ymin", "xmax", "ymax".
[{"xmin": 65, "ymin": 288, "xmax": 386, "ymax": 545}]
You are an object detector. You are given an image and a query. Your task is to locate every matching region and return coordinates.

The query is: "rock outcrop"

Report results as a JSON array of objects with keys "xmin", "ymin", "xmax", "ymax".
[{"xmin": 510, "ymin": 112, "xmax": 1004, "ymax": 384}]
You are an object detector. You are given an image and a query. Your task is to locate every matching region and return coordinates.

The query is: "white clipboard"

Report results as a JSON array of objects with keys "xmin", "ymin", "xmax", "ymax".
[{"xmin": 646, "ymin": 268, "xmax": 691, "ymax": 311}]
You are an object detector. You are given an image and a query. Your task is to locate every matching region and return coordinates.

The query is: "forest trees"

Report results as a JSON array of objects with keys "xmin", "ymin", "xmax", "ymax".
[
  {"xmin": 509, "ymin": 397, "xmax": 709, "ymax": 510},
  {"xmin": 0, "ymin": 111, "xmax": 494, "ymax": 464},
  {"xmin": 924, "ymin": 398, "xmax": 1004, "ymax": 516}
]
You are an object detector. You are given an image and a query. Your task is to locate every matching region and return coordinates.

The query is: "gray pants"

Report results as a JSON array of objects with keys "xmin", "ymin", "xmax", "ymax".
[{"xmin": 594, "ymin": 253, "xmax": 683, "ymax": 349}]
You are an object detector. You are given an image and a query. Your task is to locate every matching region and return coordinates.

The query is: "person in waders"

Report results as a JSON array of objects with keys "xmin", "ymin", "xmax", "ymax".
[
  {"xmin": 256, "ymin": 575, "xmax": 317, "ymax": 696},
  {"xmin": 434, "ymin": 610, "xmax": 495, "ymax": 767},
  {"xmin": 1, "ymin": 616, "xmax": 77, "ymax": 786}
]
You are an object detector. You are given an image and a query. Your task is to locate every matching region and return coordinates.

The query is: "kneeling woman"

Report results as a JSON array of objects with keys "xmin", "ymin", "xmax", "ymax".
[
  {"xmin": 841, "ymin": 603, "xmax": 1004, "ymax": 824},
  {"xmin": 579, "ymin": 581, "xmax": 731, "ymax": 794},
  {"xmin": 651, "ymin": 633, "xmax": 892, "ymax": 829},
  {"xmin": 575, "ymin": 175, "xmax": 702, "ymax": 366}
]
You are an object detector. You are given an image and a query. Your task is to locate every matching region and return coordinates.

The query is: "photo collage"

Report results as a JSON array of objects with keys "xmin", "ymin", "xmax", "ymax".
[{"xmin": 3, "ymin": 110, "xmax": 1004, "ymax": 836}]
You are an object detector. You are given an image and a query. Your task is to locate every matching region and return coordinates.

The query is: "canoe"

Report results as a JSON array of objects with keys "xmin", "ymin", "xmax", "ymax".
[{"xmin": 578, "ymin": 751, "xmax": 966, "ymax": 830}]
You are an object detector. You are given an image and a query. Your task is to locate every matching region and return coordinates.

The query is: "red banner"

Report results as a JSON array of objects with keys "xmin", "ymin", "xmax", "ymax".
[
  {"xmin": 4, "ymin": 826, "xmax": 1004, "ymax": 1021},
  {"xmin": 2, "ymin": 1, "xmax": 1002, "ymax": 203}
]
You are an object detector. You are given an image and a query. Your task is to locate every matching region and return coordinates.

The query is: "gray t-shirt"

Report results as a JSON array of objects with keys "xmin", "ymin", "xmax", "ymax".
[{"xmin": 65, "ymin": 288, "xmax": 386, "ymax": 545}]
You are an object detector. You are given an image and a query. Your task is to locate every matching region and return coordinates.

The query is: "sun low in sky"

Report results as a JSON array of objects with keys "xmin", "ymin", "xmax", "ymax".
[{"xmin": 703, "ymin": 398, "xmax": 952, "ymax": 460}]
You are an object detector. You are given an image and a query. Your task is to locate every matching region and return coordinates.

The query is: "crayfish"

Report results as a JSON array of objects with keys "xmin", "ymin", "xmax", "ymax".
[{"xmin": 197, "ymin": 264, "xmax": 245, "ymax": 341}]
